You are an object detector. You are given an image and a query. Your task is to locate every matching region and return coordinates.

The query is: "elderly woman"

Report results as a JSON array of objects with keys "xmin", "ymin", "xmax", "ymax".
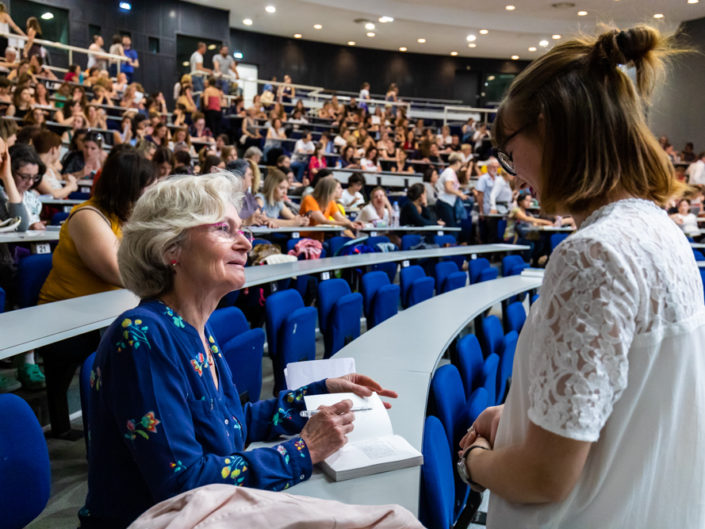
[
  {"xmin": 79, "ymin": 173, "xmax": 396, "ymax": 528},
  {"xmin": 458, "ymin": 26, "xmax": 705, "ymax": 528}
]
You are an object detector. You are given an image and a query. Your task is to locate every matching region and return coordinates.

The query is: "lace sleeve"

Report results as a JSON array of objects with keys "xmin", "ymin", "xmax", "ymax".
[{"xmin": 528, "ymin": 236, "xmax": 639, "ymax": 442}]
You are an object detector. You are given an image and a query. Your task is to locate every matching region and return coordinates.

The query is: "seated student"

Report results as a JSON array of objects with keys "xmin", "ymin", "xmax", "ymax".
[
  {"xmin": 80, "ymin": 172, "xmax": 396, "ymax": 528},
  {"xmin": 291, "ymin": 130, "xmax": 315, "ymax": 183},
  {"xmin": 153, "ymin": 146, "xmax": 174, "ymax": 179},
  {"xmin": 62, "ymin": 130, "xmax": 106, "ymax": 178},
  {"xmin": 356, "ymin": 186, "xmax": 392, "ymax": 227},
  {"xmin": 670, "ymin": 197, "xmax": 700, "ymax": 236},
  {"xmin": 340, "ymin": 173, "xmax": 365, "ymax": 209},
  {"xmin": 7, "ymin": 143, "xmax": 45, "ymax": 230},
  {"xmin": 504, "ymin": 190, "xmax": 553, "ymax": 266},
  {"xmin": 299, "ymin": 176, "xmax": 362, "ymax": 240},
  {"xmin": 359, "ymin": 145, "xmax": 382, "ymax": 173},
  {"xmin": 307, "ymin": 142, "xmax": 328, "ymax": 186},
  {"xmin": 256, "ymin": 168, "xmax": 309, "ymax": 227},
  {"xmin": 422, "ymin": 166, "xmax": 439, "ymax": 207},
  {"xmin": 200, "ymin": 155, "xmax": 224, "ymax": 175},
  {"xmin": 189, "ymin": 112, "xmax": 214, "ymax": 144},
  {"xmin": 35, "ymin": 129, "xmax": 78, "ymax": 199},
  {"xmin": 390, "ymin": 149, "xmax": 413, "ymax": 173},
  {"xmin": 171, "ymin": 150, "xmax": 193, "ymax": 175},
  {"xmin": 225, "ymin": 159, "xmax": 270, "ymax": 227},
  {"xmin": 276, "ymin": 154, "xmax": 307, "ymax": 195},
  {"xmin": 400, "ymin": 183, "xmax": 444, "ymax": 226}
]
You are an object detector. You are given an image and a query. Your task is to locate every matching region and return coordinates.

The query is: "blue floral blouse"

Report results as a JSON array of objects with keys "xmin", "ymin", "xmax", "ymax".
[{"xmin": 79, "ymin": 299, "xmax": 327, "ymax": 529}]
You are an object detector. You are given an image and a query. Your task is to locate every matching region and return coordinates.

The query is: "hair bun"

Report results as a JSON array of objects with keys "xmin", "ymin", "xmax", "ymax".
[{"xmin": 593, "ymin": 26, "xmax": 661, "ymax": 68}]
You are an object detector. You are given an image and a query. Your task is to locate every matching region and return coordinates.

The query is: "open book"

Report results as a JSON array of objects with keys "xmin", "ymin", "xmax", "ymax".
[{"xmin": 303, "ymin": 392, "xmax": 423, "ymax": 481}]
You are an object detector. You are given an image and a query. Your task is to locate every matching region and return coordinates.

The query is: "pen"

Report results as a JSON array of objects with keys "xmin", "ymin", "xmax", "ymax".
[{"xmin": 299, "ymin": 407, "xmax": 373, "ymax": 418}]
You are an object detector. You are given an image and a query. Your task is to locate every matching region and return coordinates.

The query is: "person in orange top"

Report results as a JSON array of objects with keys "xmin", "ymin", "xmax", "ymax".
[
  {"xmin": 299, "ymin": 176, "xmax": 361, "ymax": 241},
  {"xmin": 37, "ymin": 148, "xmax": 158, "ymax": 437}
]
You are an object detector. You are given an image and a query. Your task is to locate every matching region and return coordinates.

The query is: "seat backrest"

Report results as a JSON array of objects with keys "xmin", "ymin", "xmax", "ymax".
[
  {"xmin": 369, "ymin": 283, "xmax": 400, "ymax": 327},
  {"xmin": 278, "ymin": 306, "xmax": 318, "ymax": 392},
  {"xmin": 433, "ymin": 234, "xmax": 457, "ymax": 247},
  {"xmin": 325, "ymin": 291, "xmax": 363, "ymax": 357},
  {"xmin": 265, "ymin": 289, "xmax": 304, "ymax": 357},
  {"xmin": 0, "ymin": 286, "xmax": 5, "ymax": 313},
  {"xmin": 429, "ymin": 364, "xmax": 469, "ymax": 458},
  {"xmin": 361, "ymin": 271, "xmax": 389, "ymax": 319},
  {"xmin": 477, "ymin": 266, "xmax": 499, "ymax": 283},
  {"xmin": 401, "ymin": 234, "xmax": 422, "ymax": 251},
  {"xmin": 80, "ymin": 351, "xmax": 97, "ymax": 454},
  {"xmin": 497, "ymin": 331, "xmax": 518, "ymax": 404},
  {"xmin": 467, "ymin": 387, "xmax": 489, "ymax": 425},
  {"xmin": 50, "ymin": 211, "xmax": 69, "ymax": 225},
  {"xmin": 222, "ymin": 328, "xmax": 266, "ymax": 401},
  {"xmin": 208, "ymin": 307, "xmax": 250, "ymax": 345},
  {"xmin": 0, "ymin": 394, "xmax": 51, "ymax": 529},
  {"xmin": 16, "ymin": 254, "xmax": 53, "ymax": 308},
  {"xmin": 327, "ymin": 236, "xmax": 352, "ymax": 256},
  {"xmin": 693, "ymin": 248, "xmax": 705, "ymax": 262},
  {"xmin": 481, "ymin": 315, "xmax": 504, "ymax": 358},
  {"xmin": 550, "ymin": 232, "xmax": 569, "ymax": 252},
  {"xmin": 317, "ymin": 278, "xmax": 351, "ymax": 334},
  {"xmin": 482, "ymin": 353, "xmax": 500, "ymax": 406},
  {"xmin": 468, "ymin": 257, "xmax": 491, "ymax": 284},
  {"xmin": 408, "ymin": 276, "xmax": 435, "ymax": 307},
  {"xmin": 505, "ymin": 301, "xmax": 526, "ymax": 334},
  {"xmin": 456, "ymin": 333, "xmax": 485, "ymax": 401},
  {"xmin": 434, "ymin": 261, "xmax": 459, "ymax": 292},
  {"xmin": 497, "ymin": 218, "xmax": 507, "ymax": 241},
  {"xmin": 501, "ymin": 254, "xmax": 526, "ymax": 277},
  {"xmin": 420, "ymin": 416, "xmax": 455, "ymax": 529},
  {"xmin": 366, "ymin": 235, "xmax": 391, "ymax": 248}
]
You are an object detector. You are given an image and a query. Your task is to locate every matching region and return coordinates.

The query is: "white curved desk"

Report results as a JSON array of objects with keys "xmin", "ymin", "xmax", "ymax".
[{"xmin": 287, "ymin": 275, "xmax": 542, "ymax": 514}]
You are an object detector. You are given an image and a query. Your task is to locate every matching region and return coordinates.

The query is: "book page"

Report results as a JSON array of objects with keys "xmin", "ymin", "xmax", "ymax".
[
  {"xmin": 303, "ymin": 392, "xmax": 393, "ymax": 443},
  {"xmin": 323, "ymin": 435, "xmax": 422, "ymax": 472},
  {"xmin": 285, "ymin": 357, "xmax": 356, "ymax": 390}
]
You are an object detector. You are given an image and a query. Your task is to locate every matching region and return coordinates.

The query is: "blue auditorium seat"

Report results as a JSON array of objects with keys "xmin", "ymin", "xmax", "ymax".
[
  {"xmin": 456, "ymin": 333, "xmax": 485, "ymax": 401},
  {"xmin": 317, "ymin": 279, "xmax": 362, "ymax": 358},
  {"xmin": 399, "ymin": 265, "xmax": 434, "ymax": 308},
  {"xmin": 434, "ymin": 261, "xmax": 466, "ymax": 293},
  {"xmin": 16, "ymin": 254, "xmax": 53, "ymax": 308},
  {"xmin": 501, "ymin": 254, "xmax": 529, "ymax": 276},
  {"xmin": 420, "ymin": 416, "xmax": 455, "ymax": 529},
  {"xmin": 550, "ymin": 232, "xmax": 569, "ymax": 252},
  {"xmin": 80, "ymin": 351, "xmax": 96, "ymax": 455},
  {"xmin": 482, "ymin": 353, "xmax": 500, "ymax": 406},
  {"xmin": 468, "ymin": 257, "xmax": 494, "ymax": 284},
  {"xmin": 361, "ymin": 271, "xmax": 400, "ymax": 328},
  {"xmin": 481, "ymin": 315, "xmax": 504, "ymax": 359},
  {"xmin": 400, "ymin": 234, "xmax": 422, "ymax": 250},
  {"xmin": 497, "ymin": 331, "xmax": 518, "ymax": 404},
  {"xmin": 505, "ymin": 301, "xmax": 526, "ymax": 334}
]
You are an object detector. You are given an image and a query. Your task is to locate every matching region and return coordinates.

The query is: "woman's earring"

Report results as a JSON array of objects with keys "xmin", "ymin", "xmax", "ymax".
[{"xmin": 170, "ymin": 260, "xmax": 178, "ymax": 269}]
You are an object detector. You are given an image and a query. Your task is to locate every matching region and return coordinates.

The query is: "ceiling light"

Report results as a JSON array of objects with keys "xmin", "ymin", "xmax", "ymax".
[
  {"xmin": 511, "ymin": 55, "xmax": 520, "ymax": 60},
  {"xmin": 468, "ymin": 43, "xmax": 477, "ymax": 48},
  {"xmin": 528, "ymin": 46, "xmax": 537, "ymax": 51},
  {"xmin": 367, "ymin": 32, "xmax": 375, "ymax": 37},
  {"xmin": 265, "ymin": 5, "xmax": 276, "ymax": 14},
  {"xmin": 577, "ymin": 10, "xmax": 588, "ymax": 15},
  {"xmin": 242, "ymin": 18, "xmax": 253, "ymax": 26},
  {"xmin": 552, "ymin": 34, "xmax": 562, "ymax": 39},
  {"xmin": 348, "ymin": 41, "xmax": 356, "ymax": 46},
  {"xmin": 364, "ymin": 22, "xmax": 376, "ymax": 31},
  {"xmin": 488, "ymin": 75, "xmax": 496, "ymax": 81},
  {"xmin": 182, "ymin": 61, "xmax": 189, "ymax": 67},
  {"xmin": 118, "ymin": 1, "xmax": 131, "ymax": 11},
  {"xmin": 207, "ymin": 44, "xmax": 217, "ymax": 50},
  {"xmin": 399, "ymin": 46, "xmax": 407, "ymax": 52},
  {"xmin": 505, "ymin": 5, "xmax": 516, "ymax": 10},
  {"xmin": 293, "ymin": 33, "xmax": 302, "ymax": 39},
  {"xmin": 466, "ymin": 34, "xmax": 477, "ymax": 42},
  {"xmin": 653, "ymin": 13, "xmax": 664, "ymax": 18},
  {"xmin": 417, "ymin": 38, "xmax": 426, "ymax": 43},
  {"xmin": 479, "ymin": 29, "xmax": 489, "ymax": 35},
  {"xmin": 234, "ymin": 51, "xmax": 244, "ymax": 59},
  {"xmin": 379, "ymin": 16, "xmax": 394, "ymax": 23},
  {"xmin": 688, "ymin": 0, "xmax": 699, "ymax": 4},
  {"xmin": 313, "ymin": 24, "xmax": 322, "ymax": 29},
  {"xmin": 450, "ymin": 51, "xmax": 458, "ymax": 56},
  {"xmin": 539, "ymin": 39, "xmax": 549, "ymax": 47},
  {"xmin": 40, "ymin": 12, "xmax": 54, "ymax": 20}
]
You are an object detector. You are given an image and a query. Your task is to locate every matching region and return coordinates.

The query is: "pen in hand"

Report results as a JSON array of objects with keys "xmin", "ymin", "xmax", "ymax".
[{"xmin": 299, "ymin": 407, "xmax": 373, "ymax": 418}]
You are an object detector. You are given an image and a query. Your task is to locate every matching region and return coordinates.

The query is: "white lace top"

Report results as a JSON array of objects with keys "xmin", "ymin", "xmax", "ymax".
[{"xmin": 489, "ymin": 198, "xmax": 705, "ymax": 528}]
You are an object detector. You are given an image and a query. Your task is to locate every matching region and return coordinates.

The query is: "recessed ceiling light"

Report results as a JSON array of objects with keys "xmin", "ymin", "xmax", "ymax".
[
  {"xmin": 182, "ymin": 61, "xmax": 189, "ymax": 67},
  {"xmin": 367, "ymin": 32, "xmax": 375, "ymax": 37},
  {"xmin": 552, "ymin": 34, "xmax": 562, "ymax": 39},
  {"xmin": 265, "ymin": 5, "xmax": 276, "ymax": 14},
  {"xmin": 379, "ymin": 16, "xmax": 394, "ymax": 23},
  {"xmin": 364, "ymin": 22, "xmax": 376, "ymax": 31},
  {"xmin": 468, "ymin": 43, "xmax": 477, "ymax": 48},
  {"xmin": 505, "ymin": 5, "xmax": 516, "ymax": 10},
  {"xmin": 653, "ymin": 13, "xmax": 664, "ymax": 18},
  {"xmin": 539, "ymin": 39, "xmax": 549, "ymax": 47},
  {"xmin": 479, "ymin": 29, "xmax": 489, "ymax": 35},
  {"xmin": 488, "ymin": 75, "xmax": 496, "ymax": 81},
  {"xmin": 207, "ymin": 44, "xmax": 217, "ymax": 50},
  {"xmin": 399, "ymin": 46, "xmax": 407, "ymax": 52},
  {"xmin": 688, "ymin": 0, "xmax": 699, "ymax": 4},
  {"xmin": 242, "ymin": 18, "xmax": 253, "ymax": 26},
  {"xmin": 528, "ymin": 46, "xmax": 537, "ymax": 51},
  {"xmin": 511, "ymin": 55, "xmax": 520, "ymax": 60},
  {"xmin": 293, "ymin": 33, "xmax": 302, "ymax": 39},
  {"xmin": 313, "ymin": 24, "xmax": 322, "ymax": 29},
  {"xmin": 348, "ymin": 41, "xmax": 356, "ymax": 46},
  {"xmin": 417, "ymin": 38, "xmax": 426, "ymax": 43},
  {"xmin": 40, "ymin": 12, "xmax": 54, "ymax": 20},
  {"xmin": 450, "ymin": 51, "xmax": 458, "ymax": 56},
  {"xmin": 577, "ymin": 10, "xmax": 588, "ymax": 15},
  {"xmin": 466, "ymin": 34, "xmax": 477, "ymax": 42}
]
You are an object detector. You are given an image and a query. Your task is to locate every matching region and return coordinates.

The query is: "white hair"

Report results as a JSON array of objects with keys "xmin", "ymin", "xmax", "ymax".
[{"xmin": 118, "ymin": 172, "xmax": 243, "ymax": 299}]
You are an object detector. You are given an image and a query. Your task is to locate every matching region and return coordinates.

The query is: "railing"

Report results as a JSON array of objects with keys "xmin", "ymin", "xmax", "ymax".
[{"xmin": 442, "ymin": 105, "xmax": 497, "ymax": 126}]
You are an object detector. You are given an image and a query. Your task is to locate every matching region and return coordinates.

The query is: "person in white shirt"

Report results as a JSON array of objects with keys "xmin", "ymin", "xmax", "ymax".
[
  {"xmin": 356, "ymin": 186, "xmax": 392, "ymax": 227},
  {"xmin": 670, "ymin": 197, "xmax": 700, "ymax": 235},
  {"xmin": 434, "ymin": 152, "xmax": 467, "ymax": 227},
  {"xmin": 340, "ymin": 173, "xmax": 365, "ymax": 209},
  {"xmin": 189, "ymin": 42, "xmax": 211, "ymax": 104},
  {"xmin": 686, "ymin": 151, "xmax": 705, "ymax": 186},
  {"xmin": 475, "ymin": 157, "xmax": 500, "ymax": 242},
  {"xmin": 87, "ymin": 35, "xmax": 107, "ymax": 71},
  {"xmin": 290, "ymin": 131, "xmax": 315, "ymax": 183},
  {"xmin": 489, "ymin": 173, "xmax": 514, "ymax": 215},
  {"xmin": 458, "ymin": 26, "xmax": 705, "ymax": 529}
]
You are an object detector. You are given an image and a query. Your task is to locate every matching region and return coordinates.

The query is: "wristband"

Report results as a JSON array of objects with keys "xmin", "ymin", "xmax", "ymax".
[{"xmin": 457, "ymin": 444, "xmax": 488, "ymax": 491}]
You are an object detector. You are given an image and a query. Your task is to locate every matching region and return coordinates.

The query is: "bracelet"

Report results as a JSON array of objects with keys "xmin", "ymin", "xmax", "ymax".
[{"xmin": 463, "ymin": 444, "xmax": 489, "ymax": 492}]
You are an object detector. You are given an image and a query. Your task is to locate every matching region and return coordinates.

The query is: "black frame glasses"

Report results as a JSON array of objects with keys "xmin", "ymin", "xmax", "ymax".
[{"xmin": 493, "ymin": 123, "xmax": 531, "ymax": 176}]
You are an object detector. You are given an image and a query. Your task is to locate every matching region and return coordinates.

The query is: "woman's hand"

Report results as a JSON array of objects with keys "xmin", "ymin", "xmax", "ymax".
[
  {"xmin": 437, "ymin": 219, "xmax": 446, "ymax": 226},
  {"xmin": 294, "ymin": 215, "xmax": 309, "ymax": 227},
  {"xmin": 459, "ymin": 404, "xmax": 504, "ymax": 451},
  {"xmin": 300, "ymin": 399, "xmax": 355, "ymax": 464},
  {"xmin": 66, "ymin": 174, "xmax": 78, "ymax": 191},
  {"xmin": 325, "ymin": 373, "xmax": 398, "ymax": 409},
  {"xmin": 29, "ymin": 221, "xmax": 46, "ymax": 231}
]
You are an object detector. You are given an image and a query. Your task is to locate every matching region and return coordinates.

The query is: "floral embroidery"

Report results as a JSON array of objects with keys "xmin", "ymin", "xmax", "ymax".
[
  {"xmin": 221, "ymin": 456, "xmax": 248, "ymax": 484},
  {"xmin": 125, "ymin": 411, "xmax": 161, "ymax": 441},
  {"xmin": 208, "ymin": 335, "xmax": 222, "ymax": 358},
  {"xmin": 293, "ymin": 438, "xmax": 307, "ymax": 457},
  {"xmin": 164, "ymin": 306, "xmax": 185, "ymax": 328},
  {"xmin": 191, "ymin": 352, "xmax": 208, "ymax": 376},
  {"xmin": 285, "ymin": 385, "xmax": 309, "ymax": 404},
  {"xmin": 90, "ymin": 367, "xmax": 102, "ymax": 391},
  {"xmin": 116, "ymin": 318, "xmax": 150, "ymax": 352},
  {"xmin": 276, "ymin": 444, "xmax": 290, "ymax": 464},
  {"xmin": 170, "ymin": 460, "xmax": 186, "ymax": 473},
  {"xmin": 272, "ymin": 407, "xmax": 294, "ymax": 426}
]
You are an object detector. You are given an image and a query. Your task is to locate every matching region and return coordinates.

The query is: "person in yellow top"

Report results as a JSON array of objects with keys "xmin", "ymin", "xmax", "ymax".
[
  {"xmin": 298, "ymin": 176, "xmax": 361, "ymax": 241},
  {"xmin": 38, "ymin": 148, "xmax": 158, "ymax": 437}
]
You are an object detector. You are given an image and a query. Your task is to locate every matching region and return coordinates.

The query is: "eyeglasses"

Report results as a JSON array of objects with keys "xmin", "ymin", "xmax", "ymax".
[
  {"xmin": 202, "ymin": 222, "xmax": 253, "ymax": 244},
  {"xmin": 15, "ymin": 172, "xmax": 40, "ymax": 183},
  {"xmin": 493, "ymin": 123, "xmax": 531, "ymax": 176}
]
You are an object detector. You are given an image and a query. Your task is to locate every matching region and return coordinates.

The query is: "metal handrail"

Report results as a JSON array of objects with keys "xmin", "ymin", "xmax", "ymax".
[{"xmin": 442, "ymin": 105, "xmax": 497, "ymax": 126}]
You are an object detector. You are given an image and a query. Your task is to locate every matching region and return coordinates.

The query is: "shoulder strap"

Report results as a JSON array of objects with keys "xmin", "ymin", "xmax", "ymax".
[{"xmin": 68, "ymin": 204, "xmax": 112, "ymax": 228}]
